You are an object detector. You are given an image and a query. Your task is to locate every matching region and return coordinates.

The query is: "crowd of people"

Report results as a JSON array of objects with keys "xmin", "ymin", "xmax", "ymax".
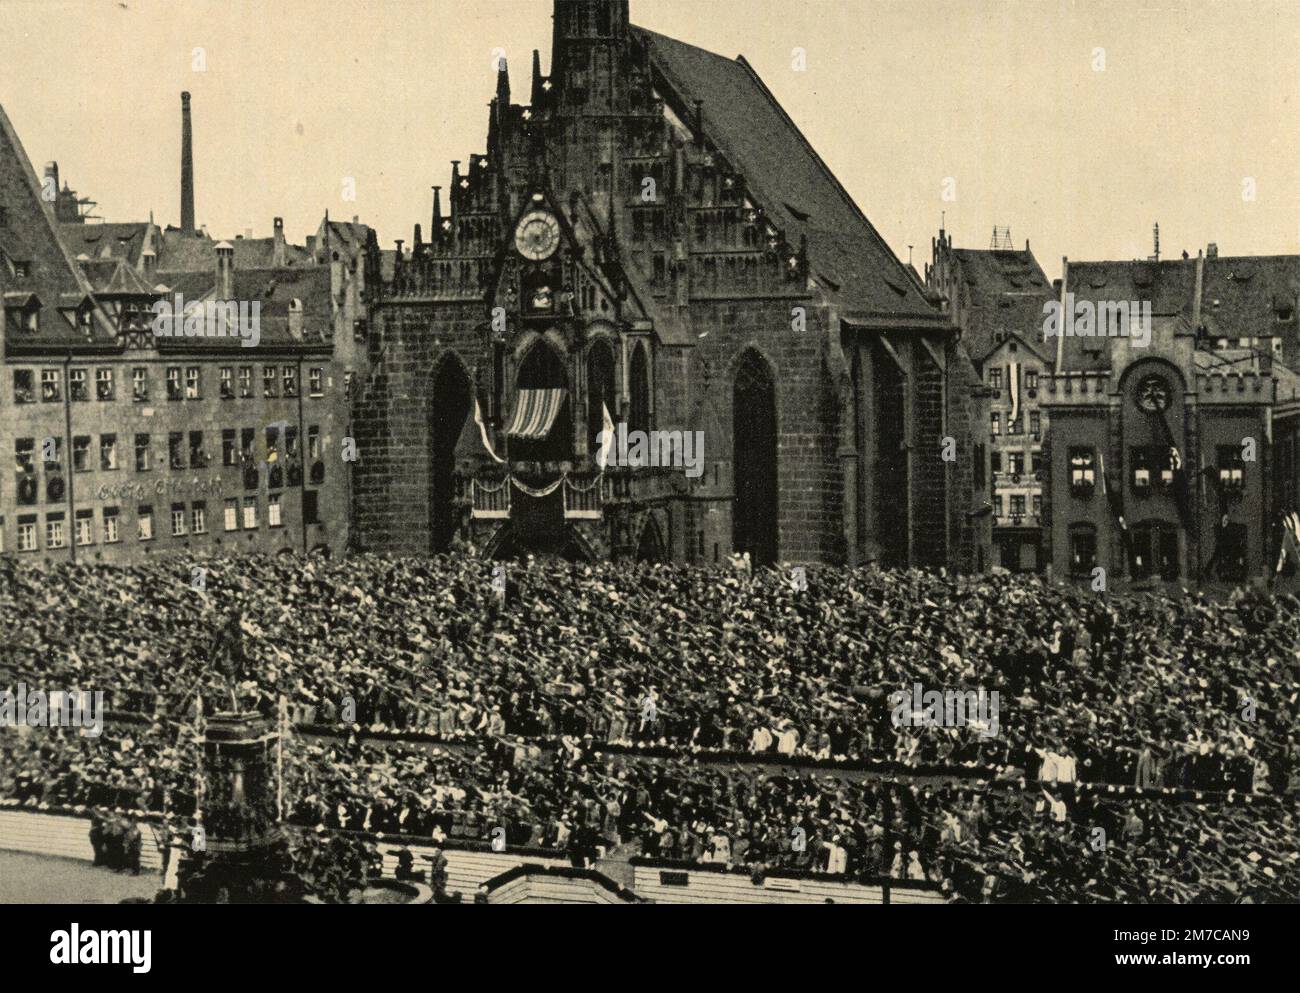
[{"xmin": 2, "ymin": 552, "xmax": 1298, "ymax": 902}]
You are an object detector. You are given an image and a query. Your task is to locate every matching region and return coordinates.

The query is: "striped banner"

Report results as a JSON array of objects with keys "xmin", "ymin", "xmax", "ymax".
[{"xmin": 505, "ymin": 389, "xmax": 565, "ymax": 441}]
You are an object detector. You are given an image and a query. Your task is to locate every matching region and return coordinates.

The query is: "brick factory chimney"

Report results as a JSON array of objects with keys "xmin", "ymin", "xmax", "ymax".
[
  {"xmin": 180, "ymin": 92, "xmax": 195, "ymax": 234},
  {"xmin": 272, "ymin": 217, "xmax": 286, "ymax": 266}
]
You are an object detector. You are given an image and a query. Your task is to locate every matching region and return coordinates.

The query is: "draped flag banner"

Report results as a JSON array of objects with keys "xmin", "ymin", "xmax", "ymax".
[
  {"xmin": 506, "ymin": 389, "xmax": 566, "ymax": 441},
  {"xmin": 474, "ymin": 397, "xmax": 505, "ymax": 464},
  {"xmin": 1007, "ymin": 361, "xmax": 1021, "ymax": 427},
  {"xmin": 597, "ymin": 401, "xmax": 616, "ymax": 470}
]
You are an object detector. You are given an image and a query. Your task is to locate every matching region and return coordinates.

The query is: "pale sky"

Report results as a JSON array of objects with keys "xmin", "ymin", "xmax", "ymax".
[{"xmin": 1, "ymin": 0, "xmax": 1297, "ymax": 280}]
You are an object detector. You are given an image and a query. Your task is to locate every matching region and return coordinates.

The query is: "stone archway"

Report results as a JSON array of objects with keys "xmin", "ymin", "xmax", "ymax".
[
  {"xmin": 430, "ymin": 355, "xmax": 472, "ymax": 553},
  {"xmin": 732, "ymin": 349, "xmax": 778, "ymax": 565}
]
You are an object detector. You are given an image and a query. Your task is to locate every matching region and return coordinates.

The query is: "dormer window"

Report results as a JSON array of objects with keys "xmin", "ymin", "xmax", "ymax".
[{"xmin": 4, "ymin": 295, "xmax": 40, "ymax": 333}]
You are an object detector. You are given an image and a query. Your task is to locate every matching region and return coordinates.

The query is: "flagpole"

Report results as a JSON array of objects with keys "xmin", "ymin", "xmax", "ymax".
[{"xmin": 277, "ymin": 694, "xmax": 286, "ymax": 824}]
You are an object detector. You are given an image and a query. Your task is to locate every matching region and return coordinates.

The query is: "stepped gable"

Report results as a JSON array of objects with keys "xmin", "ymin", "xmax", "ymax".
[{"xmin": 632, "ymin": 25, "xmax": 942, "ymax": 323}]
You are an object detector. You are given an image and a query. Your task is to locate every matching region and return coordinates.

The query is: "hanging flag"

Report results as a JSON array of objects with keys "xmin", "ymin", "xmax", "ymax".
[
  {"xmin": 474, "ymin": 397, "xmax": 505, "ymax": 464},
  {"xmin": 1169, "ymin": 446, "xmax": 1182, "ymax": 471},
  {"xmin": 596, "ymin": 402, "xmax": 615, "ymax": 470},
  {"xmin": 1099, "ymin": 452, "xmax": 1128, "ymax": 534},
  {"xmin": 1008, "ymin": 361, "xmax": 1021, "ymax": 428}
]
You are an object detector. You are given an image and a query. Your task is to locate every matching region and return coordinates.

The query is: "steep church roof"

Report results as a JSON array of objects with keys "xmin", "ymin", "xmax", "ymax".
[
  {"xmin": 0, "ymin": 101, "xmax": 116, "ymax": 348},
  {"xmin": 632, "ymin": 26, "xmax": 943, "ymax": 324}
]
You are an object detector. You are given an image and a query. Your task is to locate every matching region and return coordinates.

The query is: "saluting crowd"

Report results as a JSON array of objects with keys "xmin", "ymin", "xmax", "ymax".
[{"xmin": 1, "ymin": 552, "xmax": 1298, "ymax": 902}]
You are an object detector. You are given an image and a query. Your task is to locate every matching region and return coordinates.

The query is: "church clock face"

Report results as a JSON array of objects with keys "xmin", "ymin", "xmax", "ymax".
[
  {"xmin": 514, "ymin": 209, "xmax": 560, "ymax": 261},
  {"xmin": 1136, "ymin": 374, "xmax": 1171, "ymax": 412}
]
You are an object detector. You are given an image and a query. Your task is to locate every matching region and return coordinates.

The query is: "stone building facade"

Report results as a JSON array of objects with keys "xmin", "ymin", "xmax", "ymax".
[
  {"xmin": 0, "ymin": 99, "xmax": 359, "ymax": 565},
  {"xmin": 1043, "ymin": 251, "xmax": 1300, "ymax": 588},
  {"xmin": 926, "ymin": 229, "xmax": 1055, "ymax": 572},
  {"xmin": 353, "ymin": 0, "xmax": 990, "ymax": 570}
]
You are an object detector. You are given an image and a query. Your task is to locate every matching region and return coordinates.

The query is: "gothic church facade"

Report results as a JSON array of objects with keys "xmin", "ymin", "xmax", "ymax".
[{"xmin": 352, "ymin": 0, "xmax": 989, "ymax": 569}]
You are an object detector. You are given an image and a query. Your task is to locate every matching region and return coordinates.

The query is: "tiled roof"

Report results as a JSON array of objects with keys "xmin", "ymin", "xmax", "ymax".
[
  {"xmin": 0, "ymin": 100, "xmax": 116, "ymax": 349},
  {"xmin": 1058, "ymin": 259, "xmax": 1200, "ymax": 372},
  {"xmin": 77, "ymin": 257, "xmax": 155, "ymax": 296},
  {"xmin": 59, "ymin": 222, "xmax": 152, "ymax": 266},
  {"xmin": 632, "ymin": 26, "xmax": 943, "ymax": 324},
  {"xmin": 948, "ymin": 246, "xmax": 1054, "ymax": 359},
  {"xmin": 153, "ymin": 264, "xmax": 333, "ymax": 349},
  {"xmin": 156, "ymin": 229, "xmax": 311, "ymax": 273},
  {"xmin": 1199, "ymin": 255, "xmax": 1300, "ymax": 343}
]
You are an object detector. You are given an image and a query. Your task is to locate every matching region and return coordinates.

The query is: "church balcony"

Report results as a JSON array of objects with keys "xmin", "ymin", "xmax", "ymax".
[{"xmin": 454, "ymin": 459, "xmax": 685, "ymax": 522}]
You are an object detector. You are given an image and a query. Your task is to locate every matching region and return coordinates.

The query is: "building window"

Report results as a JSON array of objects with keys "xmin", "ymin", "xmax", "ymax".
[
  {"xmin": 1030, "ymin": 411, "xmax": 1041, "ymax": 439},
  {"xmin": 189, "ymin": 431, "xmax": 208, "ymax": 468},
  {"xmin": 1032, "ymin": 495, "xmax": 1042, "ymax": 517},
  {"xmin": 192, "ymin": 502, "xmax": 207, "ymax": 535},
  {"xmin": 168, "ymin": 433, "xmax": 185, "ymax": 470},
  {"xmin": 224, "ymin": 498, "xmax": 239, "ymax": 532},
  {"xmin": 1069, "ymin": 524, "xmax": 1097, "ymax": 576},
  {"xmin": 167, "ymin": 367, "xmax": 182, "ymax": 400},
  {"xmin": 171, "ymin": 503, "xmax": 187, "ymax": 536},
  {"xmin": 988, "ymin": 368, "xmax": 1002, "ymax": 389},
  {"xmin": 268, "ymin": 493, "xmax": 283, "ymax": 527},
  {"xmin": 95, "ymin": 367, "xmax": 114, "ymax": 401},
  {"xmin": 69, "ymin": 369, "xmax": 88, "ymax": 401},
  {"xmin": 42, "ymin": 437, "xmax": 63, "ymax": 474},
  {"xmin": 132, "ymin": 367, "xmax": 149, "ymax": 401},
  {"xmin": 186, "ymin": 366, "xmax": 201, "ymax": 400},
  {"xmin": 1068, "ymin": 447, "xmax": 1096, "ymax": 493},
  {"xmin": 17, "ymin": 516, "xmax": 37, "ymax": 552},
  {"xmin": 135, "ymin": 434, "xmax": 152, "ymax": 472},
  {"xmin": 137, "ymin": 505, "xmax": 153, "ymax": 541},
  {"xmin": 993, "ymin": 494, "xmax": 1003, "ymax": 517},
  {"xmin": 1008, "ymin": 412, "xmax": 1021, "ymax": 435},
  {"xmin": 973, "ymin": 442, "xmax": 986, "ymax": 490},
  {"xmin": 220, "ymin": 367, "xmax": 234, "ymax": 399},
  {"xmin": 309, "ymin": 368, "xmax": 324, "ymax": 396},
  {"xmin": 1214, "ymin": 522, "xmax": 1248, "ymax": 581},
  {"xmin": 344, "ymin": 371, "xmax": 354, "ymax": 402},
  {"xmin": 222, "ymin": 429, "xmax": 238, "ymax": 467},
  {"xmin": 45, "ymin": 513, "xmax": 66, "ymax": 549},
  {"xmin": 241, "ymin": 428, "xmax": 256, "ymax": 470},
  {"xmin": 73, "ymin": 436, "xmax": 91, "ymax": 472},
  {"xmin": 991, "ymin": 412, "xmax": 1001, "ymax": 436},
  {"xmin": 263, "ymin": 366, "xmax": 278, "ymax": 397},
  {"xmin": 13, "ymin": 370, "xmax": 35, "ymax": 404},
  {"xmin": 303, "ymin": 489, "xmax": 319, "ymax": 525},
  {"xmin": 1008, "ymin": 451, "xmax": 1025, "ymax": 476},
  {"xmin": 41, "ymin": 369, "xmax": 61, "ymax": 402},
  {"xmin": 308, "ymin": 426, "xmax": 323, "ymax": 483},
  {"xmin": 1030, "ymin": 450, "xmax": 1043, "ymax": 475},
  {"xmin": 1130, "ymin": 521, "xmax": 1179, "ymax": 580},
  {"xmin": 239, "ymin": 366, "xmax": 253, "ymax": 398},
  {"xmin": 75, "ymin": 509, "xmax": 94, "ymax": 546},
  {"xmin": 1010, "ymin": 495, "xmax": 1026, "ymax": 517},
  {"xmin": 1217, "ymin": 445, "xmax": 1245, "ymax": 492},
  {"xmin": 1025, "ymin": 370, "xmax": 1038, "ymax": 391},
  {"xmin": 243, "ymin": 498, "xmax": 258, "ymax": 529},
  {"xmin": 100, "ymin": 434, "xmax": 118, "ymax": 471},
  {"xmin": 283, "ymin": 366, "xmax": 298, "ymax": 397},
  {"xmin": 102, "ymin": 507, "xmax": 120, "ymax": 544},
  {"xmin": 990, "ymin": 450, "xmax": 1002, "ymax": 474}
]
